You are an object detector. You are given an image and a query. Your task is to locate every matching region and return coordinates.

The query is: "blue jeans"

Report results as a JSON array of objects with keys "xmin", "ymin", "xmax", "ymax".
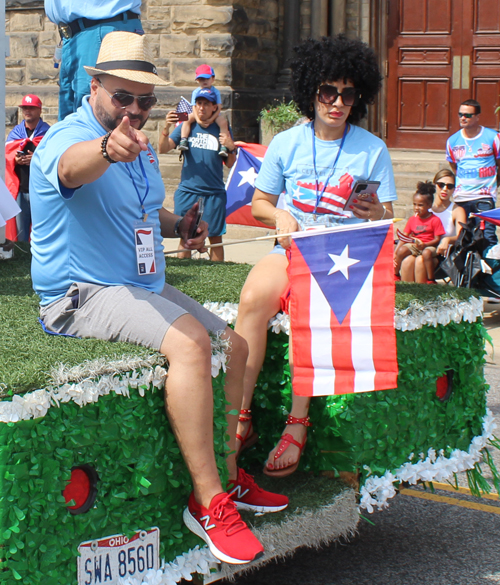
[
  {"xmin": 16, "ymin": 191, "xmax": 31, "ymax": 242},
  {"xmin": 59, "ymin": 16, "xmax": 143, "ymax": 120},
  {"xmin": 455, "ymin": 198, "xmax": 498, "ymax": 247}
]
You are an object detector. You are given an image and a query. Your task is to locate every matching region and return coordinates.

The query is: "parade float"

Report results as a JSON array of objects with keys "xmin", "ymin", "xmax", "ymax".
[{"xmin": 0, "ymin": 247, "xmax": 498, "ymax": 585}]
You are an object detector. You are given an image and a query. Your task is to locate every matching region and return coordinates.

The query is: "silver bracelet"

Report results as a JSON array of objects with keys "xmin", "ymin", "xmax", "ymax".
[{"xmin": 380, "ymin": 207, "xmax": 387, "ymax": 220}]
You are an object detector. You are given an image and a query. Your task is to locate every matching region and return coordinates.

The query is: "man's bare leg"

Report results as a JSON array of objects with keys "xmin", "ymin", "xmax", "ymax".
[
  {"xmin": 177, "ymin": 238, "xmax": 192, "ymax": 259},
  {"xmin": 160, "ymin": 314, "xmax": 223, "ymax": 507},
  {"xmin": 209, "ymin": 235, "xmax": 224, "ymax": 262}
]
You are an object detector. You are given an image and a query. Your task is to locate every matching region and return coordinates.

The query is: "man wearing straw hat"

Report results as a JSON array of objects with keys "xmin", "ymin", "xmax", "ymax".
[{"xmin": 29, "ymin": 31, "xmax": 288, "ymax": 566}]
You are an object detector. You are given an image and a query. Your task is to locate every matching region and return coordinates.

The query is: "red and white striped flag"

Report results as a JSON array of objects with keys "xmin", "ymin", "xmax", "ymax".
[{"xmin": 288, "ymin": 221, "xmax": 398, "ymax": 396}]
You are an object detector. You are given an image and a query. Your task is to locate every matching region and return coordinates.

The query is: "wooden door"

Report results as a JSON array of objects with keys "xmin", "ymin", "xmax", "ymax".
[{"xmin": 386, "ymin": 0, "xmax": 500, "ymax": 149}]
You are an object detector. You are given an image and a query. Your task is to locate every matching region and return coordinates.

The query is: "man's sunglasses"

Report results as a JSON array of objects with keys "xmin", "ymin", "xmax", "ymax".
[
  {"xmin": 317, "ymin": 85, "xmax": 360, "ymax": 107},
  {"xmin": 458, "ymin": 112, "xmax": 475, "ymax": 118},
  {"xmin": 98, "ymin": 80, "xmax": 157, "ymax": 111},
  {"xmin": 436, "ymin": 181, "xmax": 455, "ymax": 190}
]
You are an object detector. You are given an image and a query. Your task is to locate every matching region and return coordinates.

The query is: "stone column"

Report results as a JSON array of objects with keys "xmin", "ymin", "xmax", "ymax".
[
  {"xmin": 277, "ymin": 0, "xmax": 300, "ymax": 88},
  {"xmin": 331, "ymin": 0, "xmax": 346, "ymax": 35},
  {"xmin": 310, "ymin": 0, "xmax": 328, "ymax": 38}
]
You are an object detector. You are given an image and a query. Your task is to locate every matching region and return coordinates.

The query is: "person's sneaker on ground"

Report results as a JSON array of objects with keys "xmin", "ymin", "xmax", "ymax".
[
  {"xmin": 0, "ymin": 240, "xmax": 14, "ymax": 261},
  {"xmin": 178, "ymin": 138, "xmax": 189, "ymax": 151},
  {"xmin": 183, "ymin": 491, "xmax": 264, "ymax": 565},
  {"xmin": 218, "ymin": 145, "xmax": 229, "ymax": 158},
  {"xmin": 227, "ymin": 467, "xmax": 289, "ymax": 514}
]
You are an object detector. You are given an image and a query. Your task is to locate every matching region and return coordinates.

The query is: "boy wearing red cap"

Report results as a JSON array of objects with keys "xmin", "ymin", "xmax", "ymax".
[
  {"xmin": 179, "ymin": 64, "xmax": 230, "ymax": 158},
  {"xmin": 4, "ymin": 95, "xmax": 50, "ymax": 242}
]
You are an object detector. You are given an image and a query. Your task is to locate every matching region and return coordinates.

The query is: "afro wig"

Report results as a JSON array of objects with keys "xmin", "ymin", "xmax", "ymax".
[{"xmin": 290, "ymin": 35, "xmax": 382, "ymax": 124}]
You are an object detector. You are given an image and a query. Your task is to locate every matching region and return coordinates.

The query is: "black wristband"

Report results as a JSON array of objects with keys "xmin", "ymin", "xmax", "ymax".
[
  {"xmin": 101, "ymin": 131, "xmax": 117, "ymax": 164},
  {"xmin": 174, "ymin": 217, "xmax": 183, "ymax": 237}
]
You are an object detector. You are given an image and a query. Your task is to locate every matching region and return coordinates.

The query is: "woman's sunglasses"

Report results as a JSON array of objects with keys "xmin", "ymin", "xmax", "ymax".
[
  {"xmin": 317, "ymin": 85, "xmax": 360, "ymax": 107},
  {"xmin": 436, "ymin": 181, "xmax": 455, "ymax": 190},
  {"xmin": 98, "ymin": 80, "xmax": 157, "ymax": 111}
]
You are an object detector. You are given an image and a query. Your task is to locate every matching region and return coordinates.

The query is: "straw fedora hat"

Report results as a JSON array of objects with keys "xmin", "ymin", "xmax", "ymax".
[{"xmin": 84, "ymin": 31, "xmax": 168, "ymax": 86}]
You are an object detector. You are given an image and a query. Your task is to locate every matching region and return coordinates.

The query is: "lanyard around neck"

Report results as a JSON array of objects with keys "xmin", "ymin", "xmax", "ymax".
[
  {"xmin": 311, "ymin": 122, "xmax": 348, "ymax": 214},
  {"xmin": 126, "ymin": 155, "xmax": 150, "ymax": 221}
]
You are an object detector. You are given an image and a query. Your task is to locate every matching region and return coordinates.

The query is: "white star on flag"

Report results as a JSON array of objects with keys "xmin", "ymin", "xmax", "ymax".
[
  {"xmin": 327, "ymin": 245, "xmax": 360, "ymax": 279},
  {"xmin": 237, "ymin": 166, "xmax": 258, "ymax": 187}
]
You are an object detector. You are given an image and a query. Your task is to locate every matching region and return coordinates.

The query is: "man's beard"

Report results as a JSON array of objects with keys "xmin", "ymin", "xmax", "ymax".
[{"xmin": 94, "ymin": 99, "xmax": 147, "ymax": 131}]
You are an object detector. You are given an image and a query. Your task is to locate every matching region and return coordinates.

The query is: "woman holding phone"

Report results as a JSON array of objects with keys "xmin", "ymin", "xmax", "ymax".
[{"xmin": 234, "ymin": 35, "xmax": 397, "ymax": 477}]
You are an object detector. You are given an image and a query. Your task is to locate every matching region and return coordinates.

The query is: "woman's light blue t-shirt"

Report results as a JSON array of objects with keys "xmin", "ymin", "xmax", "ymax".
[{"xmin": 255, "ymin": 122, "xmax": 397, "ymax": 229}]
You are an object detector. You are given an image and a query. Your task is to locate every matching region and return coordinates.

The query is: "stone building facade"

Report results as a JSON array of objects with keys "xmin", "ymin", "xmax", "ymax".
[{"xmin": 4, "ymin": 0, "xmax": 374, "ymax": 148}]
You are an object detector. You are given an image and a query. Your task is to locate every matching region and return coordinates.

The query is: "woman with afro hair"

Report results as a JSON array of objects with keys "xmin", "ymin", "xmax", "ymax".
[{"xmin": 234, "ymin": 35, "xmax": 397, "ymax": 477}]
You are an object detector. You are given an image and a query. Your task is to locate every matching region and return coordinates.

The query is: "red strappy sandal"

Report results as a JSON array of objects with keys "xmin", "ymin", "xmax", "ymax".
[
  {"xmin": 263, "ymin": 414, "xmax": 312, "ymax": 478},
  {"xmin": 235, "ymin": 409, "xmax": 259, "ymax": 460}
]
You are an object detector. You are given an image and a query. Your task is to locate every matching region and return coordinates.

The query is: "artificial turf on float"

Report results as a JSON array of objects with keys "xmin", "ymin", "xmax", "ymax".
[{"xmin": 0, "ymin": 245, "xmax": 497, "ymax": 584}]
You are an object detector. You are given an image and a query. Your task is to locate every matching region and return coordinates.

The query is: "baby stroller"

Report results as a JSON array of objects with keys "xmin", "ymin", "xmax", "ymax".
[{"xmin": 436, "ymin": 215, "xmax": 489, "ymax": 289}]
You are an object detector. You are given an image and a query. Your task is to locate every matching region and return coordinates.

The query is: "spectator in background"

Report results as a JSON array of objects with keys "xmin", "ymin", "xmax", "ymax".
[
  {"xmin": 5, "ymin": 95, "xmax": 50, "ymax": 241},
  {"xmin": 431, "ymin": 169, "xmax": 466, "ymax": 256},
  {"xmin": 159, "ymin": 90, "xmax": 237, "ymax": 262},
  {"xmin": 394, "ymin": 181, "xmax": 445, "ymax": 284},
  {"xmin": 44, "ymin": 0, "xmax": 143, "ymax": 120},
  {"xmin": 446, "ymin": 99, "xmax": 500, "ymax": 248},
  {"xmin": 0, "ymin": 178, "xmax": 21, "ymax": 260}
]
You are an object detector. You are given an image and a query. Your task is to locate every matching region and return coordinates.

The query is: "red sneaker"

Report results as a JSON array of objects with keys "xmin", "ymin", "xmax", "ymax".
[
  {"xmin": 227, "ymin": 468, "xmax": 289, "ymax": 514},
  {"xmin": 183, "ymin": 492, "xmax": 264, "ymax": 565}
]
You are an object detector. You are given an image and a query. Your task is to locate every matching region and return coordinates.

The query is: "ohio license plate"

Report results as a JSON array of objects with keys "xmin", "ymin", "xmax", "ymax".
[{"xmin": 77, "ymin": 528, "xmax": 159, "ymax": 585}]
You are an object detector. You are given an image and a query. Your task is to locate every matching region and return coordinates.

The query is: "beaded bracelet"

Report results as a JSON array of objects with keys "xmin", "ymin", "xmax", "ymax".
[
  {"xmin": 101, "ymin": 131, "xmax": 117, "ymax": 164},
  {"xmin": 174, "ymin": 217, "xmax": 183, "ymax": 237}
]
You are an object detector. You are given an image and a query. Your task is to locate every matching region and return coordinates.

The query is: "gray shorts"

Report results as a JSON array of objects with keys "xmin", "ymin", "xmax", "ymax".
[{"xmin": 39, "ymin": 282, "xmax": 227, "ymax": 351}]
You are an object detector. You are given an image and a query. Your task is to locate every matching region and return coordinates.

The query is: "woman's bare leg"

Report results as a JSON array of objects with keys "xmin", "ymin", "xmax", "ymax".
[
  {"xmin": 401, "ymin": 255, "xmax": 416, "ymax": 282},
  {"xmin": 234, "ymin": 253, "xmax": 289, "ymax": 451},
  {"xmin": 265, "ymin": 332, "xmax": 311, "ymax": 473}
]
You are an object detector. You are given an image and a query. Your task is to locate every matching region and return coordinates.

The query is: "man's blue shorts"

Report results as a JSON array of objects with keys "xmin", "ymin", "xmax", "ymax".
[{"xmin": 174, "ymin": 189, "xmax": 227, "ymax": 238}]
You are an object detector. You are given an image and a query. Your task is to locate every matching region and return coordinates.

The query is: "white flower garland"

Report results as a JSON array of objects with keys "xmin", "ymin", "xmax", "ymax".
[
  {"xmin": 0, "ymin": 349, "xmax": 228, "ymax": 423},
  {"xmin": 359, "ymin": 409, "xmax": 497, "ymax": 513},
  {"xmin": 118, "ymin": 546, "xmax": 219, "ymax": 585},
  {"xmin": 203, "ymin": 295, "xmax": 483, "ymax": 336}
]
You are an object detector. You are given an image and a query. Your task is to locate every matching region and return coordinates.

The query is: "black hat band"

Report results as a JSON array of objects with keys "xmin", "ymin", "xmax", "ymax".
[{"xmin": 96, "ymin": 60, "xmax": 157, "ymax": 75}]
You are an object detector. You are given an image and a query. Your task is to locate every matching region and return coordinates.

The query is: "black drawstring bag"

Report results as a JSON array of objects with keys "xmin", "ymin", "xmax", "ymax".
[{"xmin": 436, "ymin": 217, "xmax": 488, "ymax": 288}]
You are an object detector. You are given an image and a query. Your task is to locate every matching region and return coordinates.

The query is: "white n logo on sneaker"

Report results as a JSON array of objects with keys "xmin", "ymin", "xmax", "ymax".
[
  {"xmin": 228, "ymin": 486, "xmax": 249, "ymax": 499},
  {"xmin": 200, "ymin": 515, "xmax": 216, "ymax": 530}
]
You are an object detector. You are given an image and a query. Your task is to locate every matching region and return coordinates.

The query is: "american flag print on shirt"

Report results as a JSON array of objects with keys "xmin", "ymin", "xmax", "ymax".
[
  {"xmin": 291, "ymin": 173, "xmax": 354, "ymax": 217},
  {"xmin": 288, "ymin": 220, "xmax": 398, "ymax": 396}
]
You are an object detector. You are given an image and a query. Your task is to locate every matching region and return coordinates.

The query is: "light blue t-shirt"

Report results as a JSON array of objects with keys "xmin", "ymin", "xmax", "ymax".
[
  {"xmin": 191, "ymin": 87, "xmax": 221, "ymax": 106},
  {"xmin": 30, "ymin": 97, "xmax": 166, "ymax": 306},
  {"xmin": 44, "ymin": 0, "xmax": 141, "ymax": 24},
  {"xmin": 446, "ymin": 126, "xmax": 500, "ymax": 202},
  {"xmin": 255, "ymin": 122, "xmax": 397, "ymax": 229},
  {"xmin": 170, "ymin": 122, "xmax": 228, "ymax": 196}
]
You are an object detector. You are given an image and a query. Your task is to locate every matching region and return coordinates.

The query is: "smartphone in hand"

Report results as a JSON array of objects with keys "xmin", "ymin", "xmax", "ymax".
[
  {"xmin": 177, "ymin": 111, "xmax": 189, "ymax": 122},
  {"xmin": 343, "ymin": 180, "xmax": 380, "ymax": 211},
  {"xmin": 185, "ymin": 198, "xmax": 205, "ymax": 239}
]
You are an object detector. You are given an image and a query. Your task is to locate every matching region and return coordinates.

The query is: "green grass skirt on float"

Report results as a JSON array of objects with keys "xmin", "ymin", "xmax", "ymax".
[{"xmin": 0, "ymin": 247, "xmax": 498, "ymax": 584}]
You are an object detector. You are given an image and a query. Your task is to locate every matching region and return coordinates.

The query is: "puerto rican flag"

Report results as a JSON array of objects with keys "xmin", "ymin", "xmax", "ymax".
[
  {"xmin": 472, "ymin": 208, "xmax": 500, "ymax": 226},
  {"xmin": 288, "ymin": 220, "xmax": 398, "ymax": 396},
  {"xmin": 225, "ymin": 142, "xmax": 269, "ymax": 227}
]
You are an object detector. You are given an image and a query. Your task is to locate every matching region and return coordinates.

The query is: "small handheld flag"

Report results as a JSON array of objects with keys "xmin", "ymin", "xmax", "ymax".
[
  {"xmin": 396, "ymin": 228, "xmax": 415, "ymax": 244},
  {"xmin": 176, "ymin": 96, "xmax": 193, "ymax": 115}
]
